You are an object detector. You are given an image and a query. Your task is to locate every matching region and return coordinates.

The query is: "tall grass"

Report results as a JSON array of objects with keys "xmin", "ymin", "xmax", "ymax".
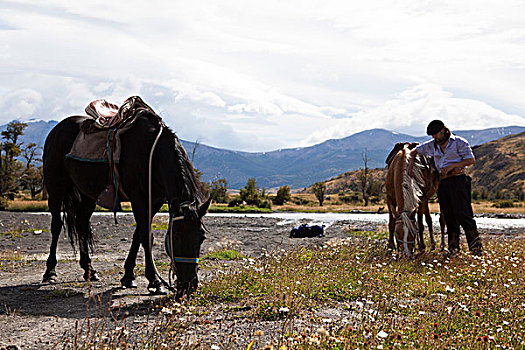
[{"xmin": 58, "ymin": 232, "xmax": 524, "ymax": 349}]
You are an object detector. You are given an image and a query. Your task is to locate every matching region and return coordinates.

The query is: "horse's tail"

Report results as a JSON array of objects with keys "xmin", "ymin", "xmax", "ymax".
[{"xmin": 62, "ymin": 185, "xmax": 95, "ymax": 252}]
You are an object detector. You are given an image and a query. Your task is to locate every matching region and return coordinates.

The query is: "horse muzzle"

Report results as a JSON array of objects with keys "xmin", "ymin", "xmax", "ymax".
[{"xmin": 175, "ymin": 277, "xmax": 198, "ymax": 300}]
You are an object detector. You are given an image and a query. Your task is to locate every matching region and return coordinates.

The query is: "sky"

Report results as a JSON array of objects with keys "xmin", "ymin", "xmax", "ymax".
[{"xmin": 1, "ymin": 0, "xmax": 525, "ymax": 152}]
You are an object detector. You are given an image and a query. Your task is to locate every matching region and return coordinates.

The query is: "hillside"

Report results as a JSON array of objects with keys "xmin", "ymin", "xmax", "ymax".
[
  {"xmin": 2, "ymin": 120, "xmax": 524, "ymax": 189},
  {"xmin": 316, "ymin": 168, "xmax": 387, "ymax": 195},
  {"xmin": 470, "ymin": 131, "xmax": 525, "ymax": 197}
]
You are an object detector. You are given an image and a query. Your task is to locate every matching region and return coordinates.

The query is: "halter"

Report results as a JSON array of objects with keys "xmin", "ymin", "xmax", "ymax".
[
  {"xmin": 394, "ymin": 211, "xmax": 416, "ymax": 255},
  {"xmin": 395, "ymin": 236, "xmax": 415, "ymax": 246},
  {"xmin": 165, "ymin": 212, "xmax": 200, "ymax": 264},
  {"xmin": 165, "ymin": 211, "xmax": 200, "ymax": 288}
]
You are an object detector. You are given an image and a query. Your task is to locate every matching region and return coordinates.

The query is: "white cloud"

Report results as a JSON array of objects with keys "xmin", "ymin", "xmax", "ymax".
[
  {"xmin": 302, "ymin": 84, "xmax": 525, "ymax": 146},
  {"xmin": 1, "ymin": 1, "xmax": 525, "ymax": 150},
  {"xmin": 0, "ymin": 89, "xmax": 43, "ymax": 119}
]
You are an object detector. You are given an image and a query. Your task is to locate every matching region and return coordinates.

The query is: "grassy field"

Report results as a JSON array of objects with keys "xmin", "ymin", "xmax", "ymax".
[
  {"xmin": 58, "ymin": 230, "xmax": 524, "ymax": 349},
  {"xmin": 5, "ymin": 195, "xmax": 524, "ymax": 348}
]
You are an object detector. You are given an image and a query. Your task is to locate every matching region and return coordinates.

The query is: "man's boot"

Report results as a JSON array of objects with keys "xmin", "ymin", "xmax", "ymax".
[{"xmin": 465, "ymin": 229, "xmax": 483, "ymax": 256}]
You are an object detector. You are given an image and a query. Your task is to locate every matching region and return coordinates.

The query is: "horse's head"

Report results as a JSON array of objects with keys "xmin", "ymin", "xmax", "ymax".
[
  {"xmin": 394, "ymin": 211, "xmax": 417, "ymax": 257},
  {"xmin": 166, "ymin": 197, "xmax": 211, "ymax": 300}
]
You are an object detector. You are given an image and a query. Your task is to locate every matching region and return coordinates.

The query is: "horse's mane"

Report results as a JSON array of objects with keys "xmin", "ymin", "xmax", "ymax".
[
  {"xmin": 137, "ymin": 109, "xmax": 206, "ymax": 217},
  {"xmin": 164, "ymin": 125, "xmax": 207, "ymax": 204},
  {"xmin": 401, "ymin": 146, "xmax": 425, "ymax": 212}
]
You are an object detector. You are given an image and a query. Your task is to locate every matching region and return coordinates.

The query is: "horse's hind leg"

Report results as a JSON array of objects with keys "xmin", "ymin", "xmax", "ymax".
[
  {"xmin": 43, "ymin": 196, "xmax": 63, "ymax": 282},
  {"xmin": 77, "ymin": 195, "xmax": 99, "ymax": 281}
]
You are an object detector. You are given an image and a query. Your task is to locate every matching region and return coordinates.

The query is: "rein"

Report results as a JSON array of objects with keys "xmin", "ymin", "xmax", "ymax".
[
  {"xmin": 147, "ymin": 123, "xmax": 175, "ymax": 292},
  {"xmin": 147, "ymin": 123, "xmax": 199, "ymax": 293}
]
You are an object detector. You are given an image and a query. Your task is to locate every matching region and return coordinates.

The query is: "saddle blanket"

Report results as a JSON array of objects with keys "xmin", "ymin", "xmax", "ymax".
[
  {"xmin": 66, "ymin": 96, "xmax": 155, "ymax": 162},
  {"xmin": 66, "ymin": 126, "xmax": 126, "ymax": 163}
]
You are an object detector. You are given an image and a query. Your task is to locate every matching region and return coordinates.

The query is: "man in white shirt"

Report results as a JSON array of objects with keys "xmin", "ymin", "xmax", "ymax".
[{"xmin": 408, "ymin": 120, "xmax": 482, "ymax": 256}]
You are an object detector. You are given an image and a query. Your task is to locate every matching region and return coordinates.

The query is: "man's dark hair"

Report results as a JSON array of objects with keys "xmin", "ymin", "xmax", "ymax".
[{"xmin": 426, "ymin": 120, "xmax": 445, "ymax": 135}]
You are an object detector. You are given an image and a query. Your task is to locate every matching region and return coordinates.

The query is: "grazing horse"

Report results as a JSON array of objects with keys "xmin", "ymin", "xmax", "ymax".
[
  {"xmin": 43, "ymin": 107, "xmax": 210, "ymax": 297},
  {"xmin": 385, "ymin": 143, "xmax": 440, "ymax": 256}
]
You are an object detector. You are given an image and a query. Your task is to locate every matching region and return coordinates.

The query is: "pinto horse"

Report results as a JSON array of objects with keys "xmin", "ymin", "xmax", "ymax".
[
  {"xmin": 43, "ymin": 107, "xmax": 210, "ymax": 297},
  {"xmin": 385, "ymin": 143, "xmax": 442, "ymax": 256}
]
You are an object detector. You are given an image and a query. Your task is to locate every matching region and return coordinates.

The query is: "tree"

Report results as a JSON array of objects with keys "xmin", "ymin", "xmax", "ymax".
[
  {"xmin": 19, "ymin": 142, "xmax": 44, "ymax": 199},
  {"xmin": 312, "ymin": 182, "xmax": 326, "ymax": 206},
  {"xmin": 240, "ymin": 178, "xmax": 259, "ymax": 205},
  {"xmin": 359, "ymin": 149, "xmax": 370, "ymax": 206},
  {"xmin": 210, "ymin": 178, "xmax": 229, "ymax": 203},
  {"xmin": 0, "ymin": 121, "xmax": 27, "ymax": 200},
  {"xmin": 273, "ymin": 185, "xmax": 291, "ymax": 205},
  {"xmin": 20, "ymin": 165, "xmax": 44, "ymax": 199}
]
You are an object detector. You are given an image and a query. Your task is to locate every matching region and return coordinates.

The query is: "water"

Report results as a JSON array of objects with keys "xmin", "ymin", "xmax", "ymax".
[
  {"xmin": 208, "ymin": 212, "xmax": 525, "ymax": 230},
  {"xmin": 28, "ymin": 211, "xmax": 525, "ymax": 230}
]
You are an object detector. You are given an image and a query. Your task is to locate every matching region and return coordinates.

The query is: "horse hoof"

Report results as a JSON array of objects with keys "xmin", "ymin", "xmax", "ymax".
[
  {"xmin": 42, "ymin": 275, "xmax": 57, "ymax": 283},
  {"xmin": 149, "ymin": 286, "xmax": 168, "ymax": 295},
  {"xmin": 84, "ymin": 271, "xmax": 100, "ymax": 281},
  {"xmin": 42, "ymin": 271, "xmax": 57, "ymax": 283},
  {"xmin": 121, "ymin": 279, "xmax": 137, "ymax": 289}
]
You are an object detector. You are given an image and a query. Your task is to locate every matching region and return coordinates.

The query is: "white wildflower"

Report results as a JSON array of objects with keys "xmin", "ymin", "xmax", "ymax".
[{"xmin": 377, "ymin": 330, "xmax": 388, "ymax": 339}]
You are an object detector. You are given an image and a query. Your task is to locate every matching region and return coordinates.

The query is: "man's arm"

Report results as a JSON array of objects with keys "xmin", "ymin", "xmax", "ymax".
[{"xmin": 441, "ymin": 157, "xmax": 475, "ymax": 176}]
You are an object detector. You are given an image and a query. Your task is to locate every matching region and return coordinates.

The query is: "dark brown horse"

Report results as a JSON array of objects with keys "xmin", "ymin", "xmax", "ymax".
[
  {"xmin": 42, "ymin": 107, "xmax": 210, "ymax": 297},
  {"xmin": 385, "ymin": 143, "xmax": 442, "ymax": 256}
]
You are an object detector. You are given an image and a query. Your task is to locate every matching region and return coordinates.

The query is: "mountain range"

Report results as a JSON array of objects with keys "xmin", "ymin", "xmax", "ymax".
[{"xmin": 2, "ymin": 119, "xmax": 524, "ymax": 189}]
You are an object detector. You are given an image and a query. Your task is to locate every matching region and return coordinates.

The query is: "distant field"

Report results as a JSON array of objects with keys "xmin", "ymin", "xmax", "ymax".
[{"xmin": 7, "ymin": 195, "xmax": 525, "ymax": 214}]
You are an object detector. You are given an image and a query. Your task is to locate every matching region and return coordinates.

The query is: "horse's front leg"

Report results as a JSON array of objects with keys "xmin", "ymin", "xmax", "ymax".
[
  {"xmin": 126, "ymin": 202, "xmax": 166, "ymax": 294},
  {"xmin": 121, "ymin": 227, "xmax": 141, "ymax": 289},
  {"xmin": 386, "ymin": 196, "xmax": 396, "ymax": 250}
]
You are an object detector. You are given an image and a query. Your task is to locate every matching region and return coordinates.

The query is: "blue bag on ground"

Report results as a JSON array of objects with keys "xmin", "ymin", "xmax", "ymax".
[{"xmin": 290, "ymin": 224, "xmax": 325, "ymax": 238}]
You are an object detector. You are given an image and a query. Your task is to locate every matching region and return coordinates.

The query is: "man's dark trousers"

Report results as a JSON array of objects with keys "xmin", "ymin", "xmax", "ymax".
[{"xmin": 437, "ymin": 175, "xmax": 482, "ymax": 252}]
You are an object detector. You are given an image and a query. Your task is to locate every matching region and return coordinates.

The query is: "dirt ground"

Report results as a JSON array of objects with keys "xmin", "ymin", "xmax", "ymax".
[{"xmin": 0, "ymin": 211, "xmax": 521, "ymax": 349}]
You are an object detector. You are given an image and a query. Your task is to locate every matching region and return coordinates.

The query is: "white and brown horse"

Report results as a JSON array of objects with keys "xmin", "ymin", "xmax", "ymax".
[{"xmin": 385, "ymin": 143, "xmax": 444, "ymax": 256}]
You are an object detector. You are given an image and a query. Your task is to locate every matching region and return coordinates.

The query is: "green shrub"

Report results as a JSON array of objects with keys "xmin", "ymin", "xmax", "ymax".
[{"xmin": 493, "ymin": 200, "xmax": 515, "ymax": 208}]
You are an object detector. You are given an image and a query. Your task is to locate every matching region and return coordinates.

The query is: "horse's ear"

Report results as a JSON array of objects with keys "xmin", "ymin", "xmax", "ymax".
[{"xmin": 199, "ymin": 197, "xmax": 212, "ymax": 218}]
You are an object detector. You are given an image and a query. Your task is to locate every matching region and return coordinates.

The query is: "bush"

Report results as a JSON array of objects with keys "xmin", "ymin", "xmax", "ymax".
[
  {"xmin": 0, "ymin": 197, "xmax": 8, "ymax": 210},
  {"xmin": 272, "ymin": 185, "xmax": 291, "ymax": 205},
  {"xmin": 291, "ymin": 197, "xmax": 311, "ymax": 206},
  {"xmin": 493, "ymin": 200, "xmax": 516, "ymax": 208},
  {"xmin": 338, "ymin": 192, "xmax": 360, "ymax": 203},
  {"xmin": 228, "ymin": 196, "xmax": 243, "ymax": 207},
  {"xmin": 257, "ymin": 199, "xmax": 272, "ymax": 209}
]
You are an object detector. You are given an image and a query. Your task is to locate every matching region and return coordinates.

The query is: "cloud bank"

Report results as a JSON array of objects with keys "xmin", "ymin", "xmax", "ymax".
[{"xmin": 1, "ymin": 1, "xmax": 524, "ymax": 151}]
